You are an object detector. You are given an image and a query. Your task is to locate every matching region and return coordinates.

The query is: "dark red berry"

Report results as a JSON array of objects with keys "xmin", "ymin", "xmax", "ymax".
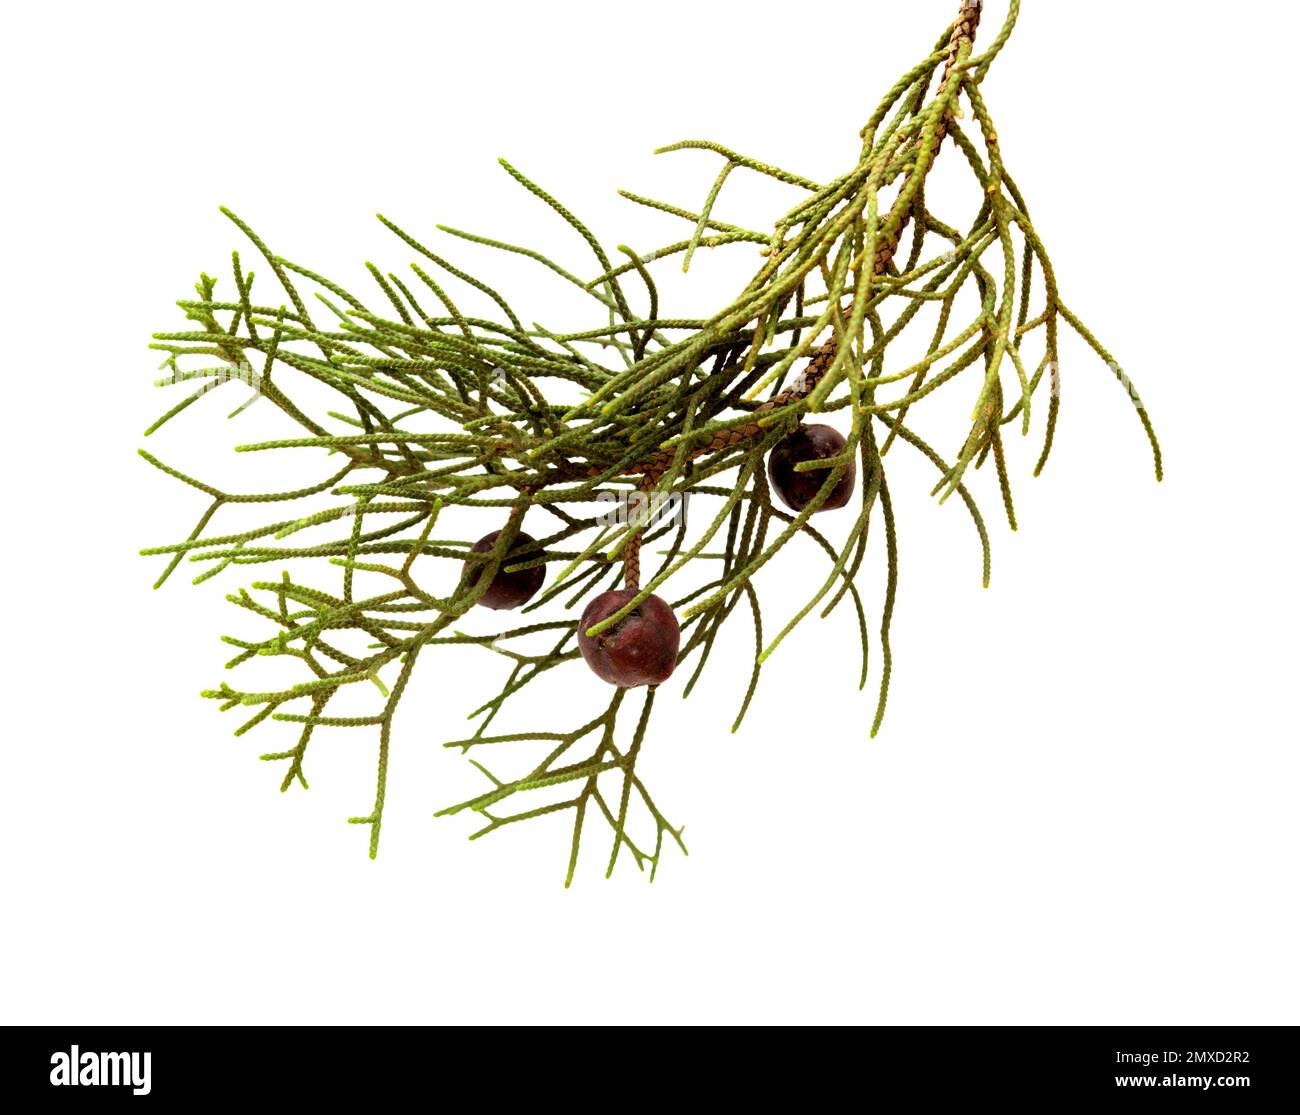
[
  {"xmin": 767, "ymin": 424, "xmax": 856, "ymax": 512},
  {"xmin": 578, "ymin": 589, "xmax": 680, "ymax": 688},
  {"xmin": 465, "ymin": 530, "xmax": 546, "ymax": 610}
]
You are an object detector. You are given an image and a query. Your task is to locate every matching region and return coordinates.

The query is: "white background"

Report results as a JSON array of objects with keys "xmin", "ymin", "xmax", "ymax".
[{"xmin": 2, "ymin": 1, "xmax": 1296, "ymax": 1025}]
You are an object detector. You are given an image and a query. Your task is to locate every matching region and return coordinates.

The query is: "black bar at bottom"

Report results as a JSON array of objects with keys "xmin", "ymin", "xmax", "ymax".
[{"xmin": 3, "ymin": 1025, "xmax": 1295, "ymax": 1102}]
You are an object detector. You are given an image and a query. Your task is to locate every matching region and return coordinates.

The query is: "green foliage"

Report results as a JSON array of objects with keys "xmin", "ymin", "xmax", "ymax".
[{"xmin": 141, "ymin": 0, "xmax": 1158, "ymax": 882}]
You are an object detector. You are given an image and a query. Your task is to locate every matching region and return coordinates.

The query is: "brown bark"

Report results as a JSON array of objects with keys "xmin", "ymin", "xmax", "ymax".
[{"xmin": 613, "ymin": 1, "xmax": 984, "ymax": 492}]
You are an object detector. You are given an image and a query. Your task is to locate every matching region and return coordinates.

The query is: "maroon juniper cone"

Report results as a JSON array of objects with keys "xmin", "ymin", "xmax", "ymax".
[
  {"xmin": 465, "ymin": 530, "xmax": 546, "ymax": 610},
  {"xmin": 578, "ymin": 589, "xmax": 680, "ymax": 687},
  {"xmin": 767, "ymin": 423, "xmax": 856, "ymax": 513}
]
